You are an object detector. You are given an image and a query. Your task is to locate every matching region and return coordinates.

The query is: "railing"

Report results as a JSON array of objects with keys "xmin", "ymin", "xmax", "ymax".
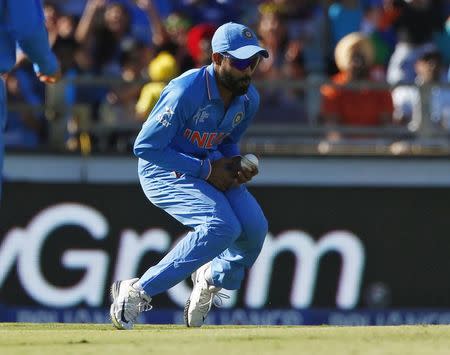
[{"xmin": 6, "ymin": 76, "xmax": 450, "ymax": 156}]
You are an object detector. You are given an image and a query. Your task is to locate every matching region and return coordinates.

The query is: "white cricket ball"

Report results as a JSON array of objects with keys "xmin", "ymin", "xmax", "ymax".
[{"xmin": 240, "ymin": 154, "xmax": 259, "ymax": 171}]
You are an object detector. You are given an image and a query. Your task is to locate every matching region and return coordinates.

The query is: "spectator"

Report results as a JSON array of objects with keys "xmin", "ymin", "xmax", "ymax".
[
  {"xmin": 44, "ymin": 1, "xmax": 61, "ymax": 46},
  {"xmin": 56, "ymin": 13, "xmax": 78, "ymax": 40},
  {"xmin": 392, "ymin": 46, "xmax": 450, "ymax": 132},
  {"xmin": 75, "ymin": 0, "xmax": 134, "ymax": 75},
  {"xmin": 360, "ymin": 0, "xmax": 395, "ymax": 75},
  {"xmin": 138, "ymin": 0, "xmax": 195, "ymax": 72},
  {"xmin": 135, "ymin": 51, "xmax": 179, "ymax": 120},
  {"xmin": 386, "ymin": 0, "xmax": 446, "ymax": 84},
  {"xmin": 47, "ymin": 38, "xmax": 81, "ymax": 151},
  {"xmin": 173, "ymin": 0, "xmax": 241, "ymax": 26},
  {"xmin": 186, "ymin": 23, "xmax": 216, "ymax": 68},
  {"xmin": 255, "ymin": 1, "xmax": 326, "ymax": 123},
  {"xmin": 434, "ymin": 16, "xmax": 450, "ymax": 70},
  {"xmin": 270, "ymin": 50, "xmax": 308, "ymax": 124},
  {"xmin": 99, "ymin": 41, "xmax": 146, "ymax": 122},
  {"xmin": 262, "ymin": 0, "xmax": 327, "ymax": 74},
  {"xmin": 255, "ymin": 7, "xmax": 299, "ymax": 121},
  {"xmin": 97, "ymin": 40, "xmax": 147, "ymax": 151},
  {"xmin": 4, "ymin": 70, "xmax": 45, "ymax": 149},
  {"xmin": 11, "ymin": 0, "xmax": 450, "ymax": 152},
  {"xmin": 320, "ymin": 32, "xmax": 394, "ymax": 135},
  {"xmin": 327, "ymin": 0, "xmax": 363, "ymax": 50},
  {"xmin": 256, "ymin": 6, "xmax": 288, "ymax": 80}
]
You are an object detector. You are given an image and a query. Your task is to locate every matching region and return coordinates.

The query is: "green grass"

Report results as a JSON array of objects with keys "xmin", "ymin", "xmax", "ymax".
[{"xmin": 1, "ymin": 323, "xmax": 450, "ymax": 355}]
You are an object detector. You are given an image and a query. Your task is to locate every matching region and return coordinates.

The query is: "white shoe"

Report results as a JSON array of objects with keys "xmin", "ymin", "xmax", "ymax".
[
  {"xmin": 110, "ymin": 278, "xmax": 152, "ymax": 330},
  {"xmin": 184, "ymin": 262, "xmax": 228, "ymax": 327}
]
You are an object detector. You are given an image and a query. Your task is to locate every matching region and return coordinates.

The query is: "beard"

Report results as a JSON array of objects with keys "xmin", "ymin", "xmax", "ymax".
[{"xmin": 217, "ymin": 70, "xmax": 251, "ymax": 96}]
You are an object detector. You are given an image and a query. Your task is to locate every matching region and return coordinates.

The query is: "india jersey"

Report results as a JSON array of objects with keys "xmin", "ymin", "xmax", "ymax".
[{"xmin": 134, "ymin": 64, "xmax": 260, "ymax": 179}]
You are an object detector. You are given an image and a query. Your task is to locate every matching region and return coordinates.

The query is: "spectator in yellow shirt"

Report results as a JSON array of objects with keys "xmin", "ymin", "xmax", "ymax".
[{"xmin": 135, "ymin": 51, "xmax": 179, "ymax": 120}]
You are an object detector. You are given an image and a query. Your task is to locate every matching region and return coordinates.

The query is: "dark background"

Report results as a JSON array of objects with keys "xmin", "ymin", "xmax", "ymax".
[{"xmin": 1, "ymin": 182, "xmax": 450, "ymax": 308}]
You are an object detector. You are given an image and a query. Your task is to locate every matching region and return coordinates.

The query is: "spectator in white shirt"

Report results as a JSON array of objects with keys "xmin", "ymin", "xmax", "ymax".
[{"xmin": 392, "ymin": 46, "xmax": 450, "ymax": 131}]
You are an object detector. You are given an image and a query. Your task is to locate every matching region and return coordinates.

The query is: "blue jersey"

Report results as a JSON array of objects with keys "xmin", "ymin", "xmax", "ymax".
[
  {"xmin": 0, "ymin": 0, "xmax": 58, "ymax": 75},
  {"xmin": 134, "ymin": 64, "xmax": 260, "ymax": 179}
]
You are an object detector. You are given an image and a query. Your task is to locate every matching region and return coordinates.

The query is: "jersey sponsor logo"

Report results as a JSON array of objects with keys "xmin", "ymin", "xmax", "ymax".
[
  {"xmin": 192, "ymin": 104, "xmax": 213, "ymax": 125},
  {"xmin": 232, "ymin": 112, "xmax": 244, "ymax": 127},
  {"xmin": 155, "ymin": 106, "xmax": 174, "ymax": 127},
  {"xmin": 183, "ymin": 129, "xmax": 228, "ymax": 148}
]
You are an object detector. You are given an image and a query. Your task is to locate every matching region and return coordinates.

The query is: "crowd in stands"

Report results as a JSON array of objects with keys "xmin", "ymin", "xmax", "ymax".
[{"xmin": 4, "ymin": 0, "xmax": 450, "ymax": 152}]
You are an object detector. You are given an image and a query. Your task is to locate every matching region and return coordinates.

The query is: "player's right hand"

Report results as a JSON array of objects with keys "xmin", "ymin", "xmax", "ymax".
[{"xmin": 207, "ymin": 157, "xmax": 238, "ymax": 191}]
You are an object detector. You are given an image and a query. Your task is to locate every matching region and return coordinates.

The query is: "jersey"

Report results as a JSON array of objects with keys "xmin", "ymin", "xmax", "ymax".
[{"xmin": 134, "ymin": 64, "xmax": 260, "ymax": 179}]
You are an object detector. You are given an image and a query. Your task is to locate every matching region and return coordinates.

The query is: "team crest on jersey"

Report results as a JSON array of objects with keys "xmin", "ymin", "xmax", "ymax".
[
  {"xmin": 232, "ymin": 112, "xmax": 244, "ymax": 127},
  {"xmin": 243, "ymin": 29, "xmax": 253, "ymax": 39},
  {"xmin": 193, "ymin": 104, "xmax": 213, "ymax": 125}
]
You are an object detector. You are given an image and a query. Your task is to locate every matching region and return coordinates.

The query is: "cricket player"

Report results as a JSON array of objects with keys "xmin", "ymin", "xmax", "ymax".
[
  {"xmin": 110, "ymin": 22, "xmax": 269, "ymax": 329},
  {"xmin": 0, "ymin": 0, "xmax": 60, "ymax": 200}
]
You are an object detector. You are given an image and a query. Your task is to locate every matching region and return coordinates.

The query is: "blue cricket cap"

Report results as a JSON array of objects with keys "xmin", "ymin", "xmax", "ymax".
[{"xmin": 211, "ymin": 22, "xmax": 269, "ymax": 60}]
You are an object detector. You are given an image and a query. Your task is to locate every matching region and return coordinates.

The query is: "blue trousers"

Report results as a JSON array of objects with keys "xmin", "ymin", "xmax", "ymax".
[
  {"xmin": 0, "ymin": 78, "xmax": 5, "ymax": 199},
  {"xmin": 137, "ymin": 167, "xmax": 268, "ymax": 296}
]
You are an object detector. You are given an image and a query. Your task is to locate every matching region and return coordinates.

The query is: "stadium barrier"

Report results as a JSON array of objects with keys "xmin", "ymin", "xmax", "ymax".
[{"xmin": 2, "ymin": 155, "xmax": 450, "ymax": 325}]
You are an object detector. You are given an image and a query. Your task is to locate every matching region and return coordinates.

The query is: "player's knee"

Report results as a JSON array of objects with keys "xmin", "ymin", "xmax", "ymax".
[
  {"xmin": 208, "ymin": 215, "xmax": 242, "ymax": 247},
  {"xmin": 244, "ymin": 214, "xmax": 268, "ymax": 249},
  {"xmin": 258, "ymin": 216, "xmax": 269, "ymax": 238},
  {"xmin": 221, "ymin": 215, "xmax": 242, "ymax": 243},
  {"xmin": 255, "ymin": 216, "xmax": 268, "ymax": 250}
]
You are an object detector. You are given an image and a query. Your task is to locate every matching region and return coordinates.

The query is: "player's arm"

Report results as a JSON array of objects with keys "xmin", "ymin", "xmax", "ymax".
[
  {"xmin": 133, "ymin": 84, "xmax": 211, "ymax": 179},
  {"xmin": 7, "ymin": 0, "xmax": 60, "ymax": 81}
]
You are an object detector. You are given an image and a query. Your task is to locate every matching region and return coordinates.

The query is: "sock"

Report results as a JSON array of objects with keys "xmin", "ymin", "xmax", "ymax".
[
  {"xmin": 133, "ymin": 280, "xmax": 145, "ymax": 292},
  {"xmin": 204, "ymin": 264, "xmax": 214, "ymax": 286}
]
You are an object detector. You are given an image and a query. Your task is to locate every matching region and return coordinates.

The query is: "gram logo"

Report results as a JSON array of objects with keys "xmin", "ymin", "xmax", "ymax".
[
  {"xmin": 232, "ymin": 112, "xmax": 244, "ymax": 127},
  {"xmin": 0, "ymin": 202, "xmax": 365, "ymax": 310}
]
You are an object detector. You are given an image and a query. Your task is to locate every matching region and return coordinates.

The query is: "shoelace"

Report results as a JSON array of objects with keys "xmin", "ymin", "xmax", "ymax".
[
  {"xmin": 212, "ymin": 292, "xmax": 230, "ymax": 307},
  {"xmin": 198, "ymin": 289, "xmax": 230, "ymax": 313},
  {"xmin": 126, "ymin": 291, "xmax": 152, "ymax": 321},
  {"xmin": 137, "ymin": 301, "xmax": 153, "ymax": 312},
  {"xmin": 137, "ymin": 290, "xmax": 153, "ymax": 313}
]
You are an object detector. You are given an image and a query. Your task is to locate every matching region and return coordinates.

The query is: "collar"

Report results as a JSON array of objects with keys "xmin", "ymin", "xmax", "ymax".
[{"xmin": 205, "ymin": 64, "xmax": 222, "ymax": 101}]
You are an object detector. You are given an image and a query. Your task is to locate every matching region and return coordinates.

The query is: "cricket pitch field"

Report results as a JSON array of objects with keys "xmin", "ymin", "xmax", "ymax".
[{"xmin": 1, "ymin": 323, "xmax": 450, "ymax": 355}]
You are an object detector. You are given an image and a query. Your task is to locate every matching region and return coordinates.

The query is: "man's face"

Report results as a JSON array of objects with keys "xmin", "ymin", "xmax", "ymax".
[
  {"xmin": 415, "ymin": 55, "xmax": 441, "ymax": 83},
  {"xmin": 348, "ymin": 50, "xmax": 369, "ymax": 79},
  {"xmin": 216, "ymin": 54, "xmax": 260, "ymax": 96}
]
